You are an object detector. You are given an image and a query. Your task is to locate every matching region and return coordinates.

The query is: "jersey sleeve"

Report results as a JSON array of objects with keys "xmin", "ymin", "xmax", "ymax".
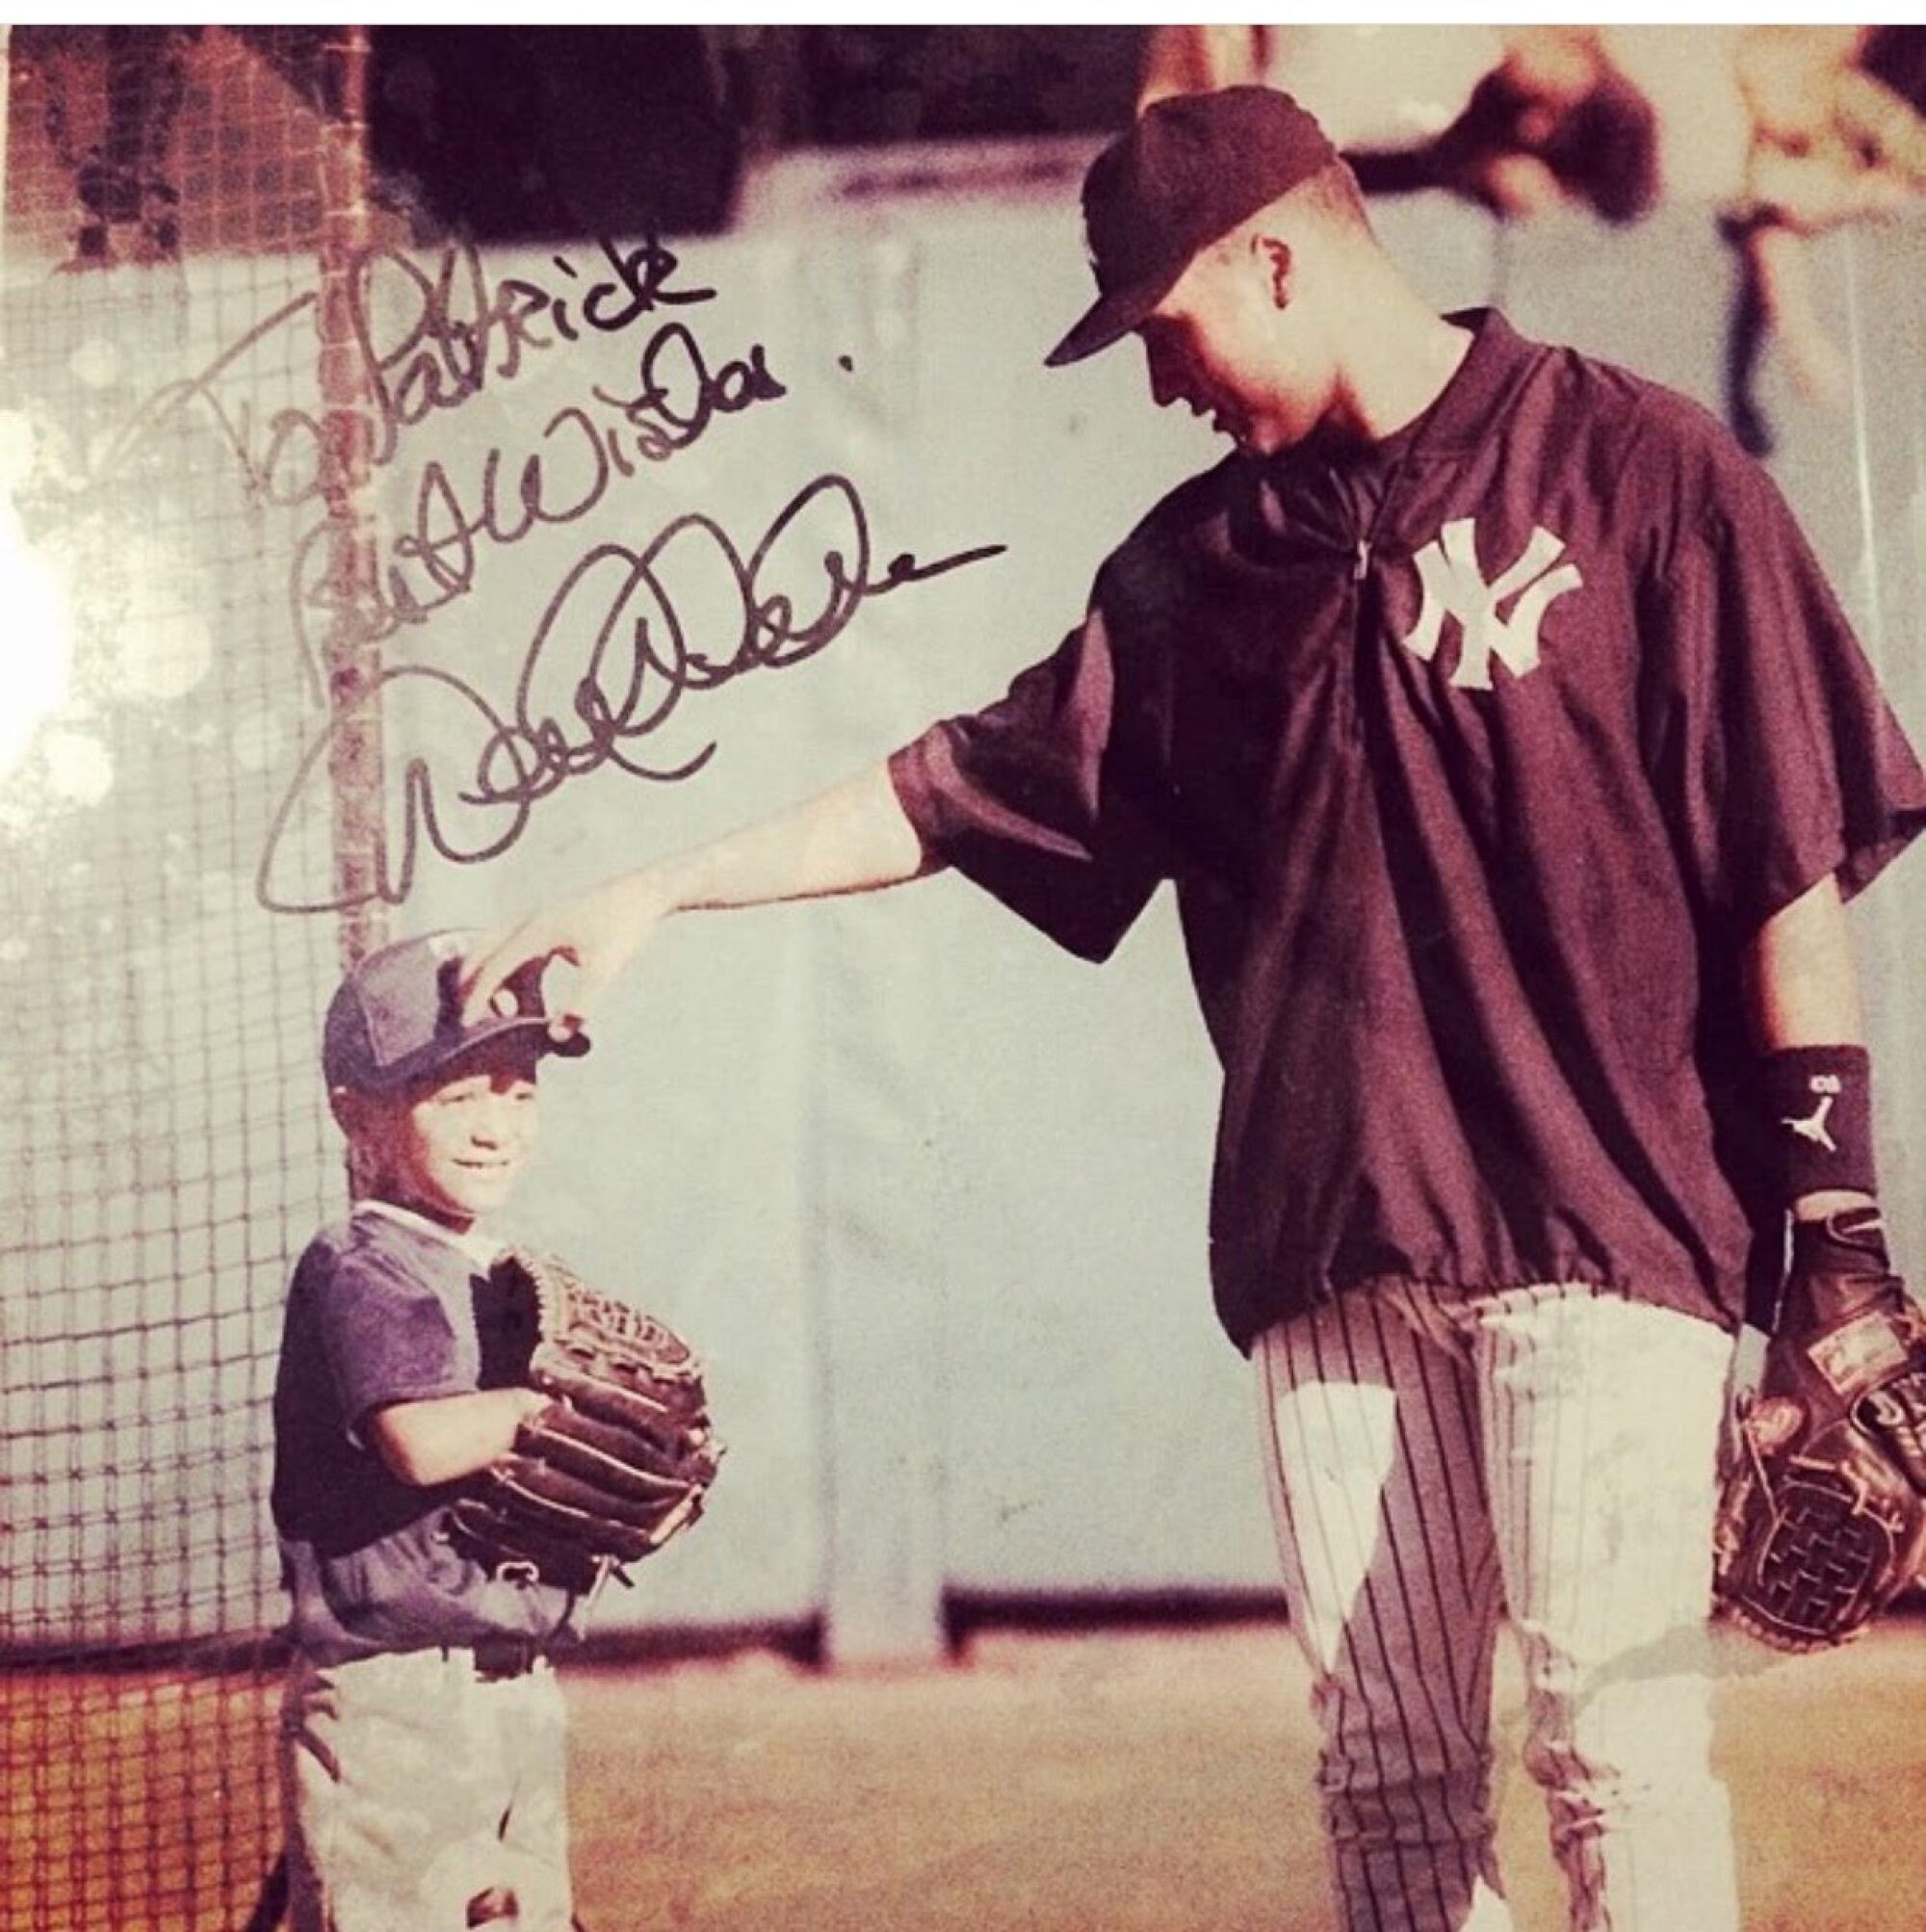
[
  {"xmin": 887, "ymin": 601, "xmax": 1174, "ymax": 962},
  {"xmin": 1642, "ymin": 439, "xmax": 1926, "ymax": 934},
  {"xmin": 318, "ymin": 1250, "xmax": 472, "ymax": 1439}
]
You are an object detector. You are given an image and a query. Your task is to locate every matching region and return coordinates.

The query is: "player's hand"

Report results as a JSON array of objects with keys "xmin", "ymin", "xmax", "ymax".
[{"xmin": 458, "ymin": 872, "xmax": 670, "ymax": 1039}]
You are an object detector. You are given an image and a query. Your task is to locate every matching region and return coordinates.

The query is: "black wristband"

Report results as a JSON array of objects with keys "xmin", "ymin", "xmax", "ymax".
[{"xmin": 1756, "ymin": 1044, "xmax": 1877, "ymax": 1205}]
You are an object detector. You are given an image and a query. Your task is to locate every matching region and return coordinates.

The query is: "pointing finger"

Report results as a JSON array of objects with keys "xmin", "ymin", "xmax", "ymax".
[{"xmin": 457, "ymin": 922, "xmax": 549, "ymax": 1025}]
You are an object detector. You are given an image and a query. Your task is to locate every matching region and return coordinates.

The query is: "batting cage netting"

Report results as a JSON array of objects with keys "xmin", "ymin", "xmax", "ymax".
[{"xmin": 2, "ymin": 29, "xmax": 383, "ymax": 1929}]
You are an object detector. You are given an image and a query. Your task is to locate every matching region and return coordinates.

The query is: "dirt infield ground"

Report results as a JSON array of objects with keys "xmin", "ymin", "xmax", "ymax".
[
  {"xmin": 566, "ymin": 1617, "xmax": 1926, "ymax": 1932},
  {"xmin": 5, "ymin": 1617, "xmax": 1918, "ymax": 1927}
]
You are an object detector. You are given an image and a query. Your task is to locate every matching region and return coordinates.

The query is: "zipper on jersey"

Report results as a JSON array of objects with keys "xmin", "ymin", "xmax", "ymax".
[{"xmin": 1337, "ymin": 534, "xmax": 1371, "ymax": 743}]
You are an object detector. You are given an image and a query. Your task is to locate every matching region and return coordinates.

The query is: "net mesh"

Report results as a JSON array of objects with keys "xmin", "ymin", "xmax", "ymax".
[{"xmin": 1, "ymin": 28, "xmax": 379, "ymax": 1929}]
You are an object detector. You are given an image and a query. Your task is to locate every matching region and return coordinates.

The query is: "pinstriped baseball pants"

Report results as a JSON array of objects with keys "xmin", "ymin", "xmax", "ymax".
[{"xmin": 1254, "ymin": 1282, "xmax": 1740, "ymax": 1932}]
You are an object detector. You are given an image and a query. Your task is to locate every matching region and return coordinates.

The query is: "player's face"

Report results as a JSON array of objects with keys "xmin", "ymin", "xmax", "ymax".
[
  {"xmin": 374, "ymin": 1036, "xmax": 543, "ymax": 1229},
  {"xmin": 1138, "ymin": 241, "xmax": 1325, "ymax": 456}
]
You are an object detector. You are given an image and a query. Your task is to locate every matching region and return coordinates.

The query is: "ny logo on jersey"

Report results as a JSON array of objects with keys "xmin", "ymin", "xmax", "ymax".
[{"xmin": 1399, "ymin": 519, "xmax": 1584, "ymax": 690}]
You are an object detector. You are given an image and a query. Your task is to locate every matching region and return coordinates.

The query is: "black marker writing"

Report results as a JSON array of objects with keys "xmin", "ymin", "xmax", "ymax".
[
  {"xmin": 257, "ymin": 474, "xmax": 1005, "ymax": 913},
  {"xmin": 91, "ymin": 234, "xmax": 710, "ymax": 503},
  {"xmin": 87, "ymin": 234, "xmax": 785, "ymax": 696},
  {"xmin": 288, "ymin": 327, "xmax": 787, "ymax": 669},
  {"xmin": 343, "ymin": 233, "xmax": 716, "ymax": 471}
]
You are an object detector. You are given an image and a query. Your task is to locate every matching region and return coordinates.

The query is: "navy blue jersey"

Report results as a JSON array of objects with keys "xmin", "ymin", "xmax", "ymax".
[
  {"xmin": 891, "ymin": 310, "xmax": 1926, "ymax": 1349},
  {"xmin": 271, "ymin": 1203, "xmax": 579, "ymax": 1662}
]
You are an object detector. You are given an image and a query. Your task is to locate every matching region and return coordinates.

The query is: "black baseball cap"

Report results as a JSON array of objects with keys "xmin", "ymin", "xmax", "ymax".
[
  {"xmin": 323, "ymin": 928, "xmax": 589, "ymax": 1095},
  {"xmin": 1046, "ymin": 86, "xmax": 1340, "ymax": 369}
]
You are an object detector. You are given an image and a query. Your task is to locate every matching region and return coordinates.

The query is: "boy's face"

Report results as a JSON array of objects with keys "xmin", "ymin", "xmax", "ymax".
[{"xmin": 344, "ymin": 1035, "xmax": 543, "ymax": 1229}]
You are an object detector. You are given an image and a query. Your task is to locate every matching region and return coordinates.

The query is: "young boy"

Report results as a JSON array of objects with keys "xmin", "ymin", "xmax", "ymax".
[{"xmin": 271, "ymin": 928, "xmax": 592, "ymax": 1932}]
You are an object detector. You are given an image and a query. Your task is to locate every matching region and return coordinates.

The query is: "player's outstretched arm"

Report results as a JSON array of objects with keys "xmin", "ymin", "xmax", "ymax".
[{"xmin": 459, "ymin": 761, "xmax": 938, "ymax": 1032}]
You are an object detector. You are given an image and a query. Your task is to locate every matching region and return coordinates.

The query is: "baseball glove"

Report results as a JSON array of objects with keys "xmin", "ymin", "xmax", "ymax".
[
  {"xmin": 450, "ymin": 1248, "xmax": 722, "ymax": 1595},
  {"xmin": 1713, "ymin": 1242, "xmax": 1926, "ymax": 1651}
]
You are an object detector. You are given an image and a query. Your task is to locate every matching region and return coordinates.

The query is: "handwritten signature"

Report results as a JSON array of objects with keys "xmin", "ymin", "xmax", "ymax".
[
  {"xmin": 256, "ymin": 474, "xmax": 1005, "ymax": 913},
  {"xmin": 66, "ymin": 230, "xmax": 1006, "ymax": 914}
]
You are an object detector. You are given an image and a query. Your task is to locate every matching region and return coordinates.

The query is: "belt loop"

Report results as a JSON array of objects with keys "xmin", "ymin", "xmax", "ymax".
[{"xmin": 470, "ymin": 1635, "xmax": 540, "ymax": 1681}]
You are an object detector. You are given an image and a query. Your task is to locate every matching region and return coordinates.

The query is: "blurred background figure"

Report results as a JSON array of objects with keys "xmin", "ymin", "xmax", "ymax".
[
  {"xmin": 1722, "ymin": 27, "xmax": 1926, "ymax": 450},
  {"xmin": 1137, "ymin": 24, "xmax": 1926, "ymax": 453},
  {"xmin": 1137, "ymin": 26, "xmax": 1657, "ymax": 224}
]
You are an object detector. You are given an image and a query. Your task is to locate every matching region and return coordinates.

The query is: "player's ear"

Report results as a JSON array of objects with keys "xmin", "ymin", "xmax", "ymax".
[{"xmin": 1254, "ymin": 235, "xmax": 1293, "ymax": 310}]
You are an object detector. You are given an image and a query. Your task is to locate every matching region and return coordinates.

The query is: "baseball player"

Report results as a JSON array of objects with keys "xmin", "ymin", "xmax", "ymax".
[
  {"xmin": 463, "ymin": 89, "xmax": 1926, "ymax": 1931},
  {"xmin": 271, "ymin": 932, "xmax": 593, "ymax": 1932}
]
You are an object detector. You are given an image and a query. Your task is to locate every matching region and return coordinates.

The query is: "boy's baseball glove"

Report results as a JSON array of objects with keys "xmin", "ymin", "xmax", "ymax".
[
  {"xmin": 451, "ymin": 1248, "xmax": 722, "ymax": 1595},
  {"xmin": 1713, "ymin": 1243, "xmax": 1926, "ymax": 1651}
]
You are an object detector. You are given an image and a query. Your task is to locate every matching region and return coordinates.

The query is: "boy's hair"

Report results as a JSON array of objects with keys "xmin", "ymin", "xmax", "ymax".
[{"xmin": 324, "ymin": 928, "xmax": 588, "ymax": 1098}]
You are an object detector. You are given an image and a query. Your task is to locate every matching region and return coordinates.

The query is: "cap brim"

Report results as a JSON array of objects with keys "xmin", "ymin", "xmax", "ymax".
[
  {"xmin": 456, "ymin": 1013, "xmax": 593, "ymax": 1068},
  {"xmin": 1043, "ymin": 263, "xmax": 1186, "ymax": 369},
  {"xmin": 358, "ymin": 1014, "xmax": 591, "ymax": 1094}
]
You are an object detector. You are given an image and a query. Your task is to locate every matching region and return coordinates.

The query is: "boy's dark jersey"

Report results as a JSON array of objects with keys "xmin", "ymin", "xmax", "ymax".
[
  {"xmin": 272, "ymin": 1204, "xmax": 578, "ymax": 1664},
  {"xmin": 890, "ymin": 309, "xmax": 1926, "ymax": 1351}
]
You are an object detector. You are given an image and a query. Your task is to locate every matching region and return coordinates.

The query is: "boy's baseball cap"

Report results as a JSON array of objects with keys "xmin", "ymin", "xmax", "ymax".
[
  {"xmin": 323, "ymin": 928, "xmax": 589, "ymax": 1095},
  {"xmin": 1045, "ymin": 86, "xmax": 1339, "ymax": 369}
]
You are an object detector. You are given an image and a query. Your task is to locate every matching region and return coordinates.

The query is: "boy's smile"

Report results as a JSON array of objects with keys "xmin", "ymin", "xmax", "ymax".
[{"xmin": 357, "ymin": 1035, "xmax": 544, "ymax": 1230}]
